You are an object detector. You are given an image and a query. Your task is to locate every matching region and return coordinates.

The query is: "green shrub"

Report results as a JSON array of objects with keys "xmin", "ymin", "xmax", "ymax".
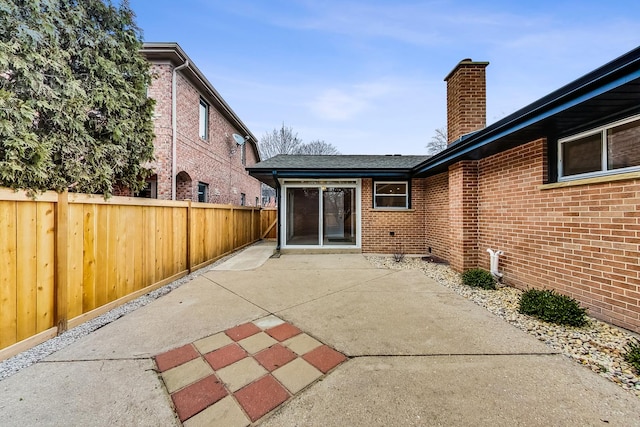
[
  {"xmin": 518, "ymin": 289, "xmax": 587, "ymax": 327},
  {"xmin": 624, "ymin": 339, "xmax": 640, "ymax": 373},
  {"xmin": 461, "ymin": 268, "xmax": 496, "ymax": 290}
]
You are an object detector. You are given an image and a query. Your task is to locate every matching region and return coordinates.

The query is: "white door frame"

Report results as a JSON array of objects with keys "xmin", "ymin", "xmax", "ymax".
[{"xmin": 280, "ymin": 179, "xmax": 361, "ymax": 249}]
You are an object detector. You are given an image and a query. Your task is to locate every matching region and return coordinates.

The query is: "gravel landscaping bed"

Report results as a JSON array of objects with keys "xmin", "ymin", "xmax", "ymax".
[
  {"xmin": 0, "ymin": 250, "xmax": 241, "ymax": 382},
  {"xmin": 367, "ymin": 256, "xmax": 640, "ymax": 398}
]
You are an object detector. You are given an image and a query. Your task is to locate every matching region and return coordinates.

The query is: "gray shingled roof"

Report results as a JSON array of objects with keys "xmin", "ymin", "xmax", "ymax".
[{"xmin": 248, "ymin": 154, "xmax": 430, "ymax": 170}]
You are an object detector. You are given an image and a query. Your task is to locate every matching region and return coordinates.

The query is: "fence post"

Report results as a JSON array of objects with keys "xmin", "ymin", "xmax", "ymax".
[
  {"xmin": 55, "ymin": 190, "xmax": 69, "ymax": 333},
  {"xmin": 186, "ymin": 200, "xmax": 192, "ymax": 273}
]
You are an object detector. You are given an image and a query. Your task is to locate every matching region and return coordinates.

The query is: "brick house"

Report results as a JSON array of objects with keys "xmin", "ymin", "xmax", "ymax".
[
  {"xmin": 248, "ymin": 46, "xmax": 640, "ymax": 333},
  {"xmin": 139, "ymin": 43, "xmax": 261, "ymax": 206}
]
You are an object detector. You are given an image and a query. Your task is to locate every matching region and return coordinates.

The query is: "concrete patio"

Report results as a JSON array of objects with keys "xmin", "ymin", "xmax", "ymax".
[{"xmin": 1, "ymin": 242, "xmax": 639, "ymax": 426}]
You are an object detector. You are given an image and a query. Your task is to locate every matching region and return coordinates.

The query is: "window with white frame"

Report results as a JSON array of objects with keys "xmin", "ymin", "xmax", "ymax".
[
  {"xmin": 559, "ymin": 115, "xmax": 640, "ymax": 180},
  {"xmin": 374, "ymin": 181, "xmax": 408, "ymax": 209},
  {"xmin": 199, "ymin": 98, "xmax": 209, "ymax": 140}
]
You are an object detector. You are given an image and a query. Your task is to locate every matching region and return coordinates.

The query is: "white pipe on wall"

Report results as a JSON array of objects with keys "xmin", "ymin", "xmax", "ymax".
[{"xmin": 487, "ymin": 248, "xmax": 504, "ymax": 280}]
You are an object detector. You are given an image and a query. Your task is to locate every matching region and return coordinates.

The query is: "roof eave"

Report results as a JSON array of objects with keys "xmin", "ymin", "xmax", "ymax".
[
  {"xmin": 141, "ymin": 42, "xmax": 261, "ymax": 162},
  {"xmin": 413, "ymin": 46, "xmax": 640, "ymax": 177},
  {"xmin": 246, "ymin": 167, "xmax": 415, "ymax": 187}
]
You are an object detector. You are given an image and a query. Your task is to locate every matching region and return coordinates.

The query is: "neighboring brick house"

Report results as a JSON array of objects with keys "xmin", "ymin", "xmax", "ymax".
[
  {"xmin": 248, "ymin": 46, "xmax": 640, "ymax": 333},
  {"xmin": 138, "ymin": 43, "xmax": 261, "ymax": 206}
]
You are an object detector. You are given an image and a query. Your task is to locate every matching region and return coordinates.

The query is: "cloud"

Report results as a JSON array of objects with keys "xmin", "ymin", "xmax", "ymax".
[
  {"xmin": 309, "ymin": 89, "xmax": 366, "ymax": 120},
  {"xmin": 223, "ymin": 0, "xmax": 546, "ymax": 47},
  {"xmin": 308, "ymin": 81, "xmax": 396, "ymax": 121}
]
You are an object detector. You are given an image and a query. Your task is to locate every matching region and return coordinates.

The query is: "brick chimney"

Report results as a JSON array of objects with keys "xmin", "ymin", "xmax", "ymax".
[{"xmin": 444, "ymin": 59, "xmax": 489, "ymax": 144}]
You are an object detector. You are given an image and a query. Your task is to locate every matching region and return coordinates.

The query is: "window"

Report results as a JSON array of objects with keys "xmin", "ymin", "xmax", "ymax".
[
  {"xmin": 241, "ymin": 143, "xmax": 246, "ymax": 166},
  {"xmin": 559, "ymin": 115, "xmax": 640, "ymax": 180},
  {"xmin": 374, "ymin": 181, "xmax": 408, "ymax": 209},
  {"xmin": 137, "ymin": 180, "xmax": 157, "ymax": 198},
  {"xmin": 240, "ymin": 193, "xmax": 246, "ymax": 206},
  {"xmin": 199, "ymin": 98, "xmax": 208, "ymax": 140},
  {"xmin": 197, "ymin": 182, "xmax": 208, "ymax": 202}
]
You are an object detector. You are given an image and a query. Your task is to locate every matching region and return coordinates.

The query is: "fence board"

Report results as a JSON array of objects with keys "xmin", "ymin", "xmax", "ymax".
[
  {"xmin": 16, "ymin": 202, "xmax": 37, "ymax": 341},
  {"xmin": 143, "ymin": 205, "xmax": 156, "ymax": 287},
  {"xmin": 36, "ymin": 202, "xmax": 55, "ymax": 333},
  {"xmin": 107, "ymin": 205, "xmax": 119, "ymax": 303},
  {"xmin": 163, "ymin": 207, "xmax": 174, "ymax": 277},
  {"xmin": 154, "ymin": 207, "xmax": 165, "ymax": 282},
  {"xmin": 133, "ymin": 206, "xmax": 144, "ymax": 292},
  {"xmin": 175, "ymin": 207, "xmax": 187, "ymax": 274},
  {"xmin": 95, "ymin": 205, "xmax": 109, "ymax": 308},
  {"xmin": 0, "ymin": 201, "xmax": 18, "ymax": 348},
  {"xmin": 82, "ymin": 203, "xmax": 97, "ymax": 312},
  {"xmin": 123, "ymin": 206, "xmax": 135, "ymax": 296},
  {"xmin": 67, "ymin": 204, "xmax": 84, "ymax": 320},
  {"xmin": 55, "ymin": 191, "xmax": 69, "ymax": 332}
]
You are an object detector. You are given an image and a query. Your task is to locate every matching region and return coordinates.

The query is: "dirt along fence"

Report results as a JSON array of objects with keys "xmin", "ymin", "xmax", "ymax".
[{"xmin": 0, "ymin": 188, "xmax": 277, "ymax": 360}]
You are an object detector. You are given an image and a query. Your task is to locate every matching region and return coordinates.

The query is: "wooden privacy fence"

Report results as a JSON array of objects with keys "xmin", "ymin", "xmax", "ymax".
[
  {"xmin": 0, "ymin": 188, "xmax": 276, "ymax": 360},
  {"xmin": 260, "ymin": 208, "xmax": 277, "ymax": 239}
]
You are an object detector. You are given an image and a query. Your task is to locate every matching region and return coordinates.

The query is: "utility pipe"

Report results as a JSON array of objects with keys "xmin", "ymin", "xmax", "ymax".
[
  {"xmin": 171, "ymin": 60, "xmax": 189, "ymax": 200},
  {"xmin": 487, "ymin": 248, "xmax": 504, "ymax": 280}
]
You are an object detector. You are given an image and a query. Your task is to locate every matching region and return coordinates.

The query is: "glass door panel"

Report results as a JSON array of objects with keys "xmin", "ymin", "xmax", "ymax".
[
  {"xmin": 285, "ymin": 187, "xmax": 319, "ymax": 245},
  {"xmin": 323, "ymin": 187, "xmax": 356, "ymax": 246}
]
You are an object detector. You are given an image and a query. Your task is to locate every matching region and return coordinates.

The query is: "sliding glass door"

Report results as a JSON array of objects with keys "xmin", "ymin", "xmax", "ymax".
[
  {"xmin": 283, "ymin": 181, "xmax": 359, "ymax": 248},
  {"xmin": 286, "ymin": 187, "xmax": 320, "ymax": 245}
]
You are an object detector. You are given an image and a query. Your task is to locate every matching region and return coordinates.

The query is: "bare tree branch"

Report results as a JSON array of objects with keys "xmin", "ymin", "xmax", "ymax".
[
  {"xmin": 258, "ymin": 124, "xmax": 341, "ymax": 159},
  {"xmin": 295, "ymin": 139, "xmax": 340, "ymax": 155},
  {"xmin": 258, "ymin": 123, "xmax": 302, "ymax": 159},
  {"xmin": 426, "ymin": 127, "xmax": 448, "ymax": 155}
]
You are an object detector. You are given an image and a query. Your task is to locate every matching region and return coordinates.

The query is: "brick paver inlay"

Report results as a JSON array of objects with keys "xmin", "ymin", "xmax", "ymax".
[{"xmin": 155, "ymin": 317, "xmax": 347, "ymax": 425}]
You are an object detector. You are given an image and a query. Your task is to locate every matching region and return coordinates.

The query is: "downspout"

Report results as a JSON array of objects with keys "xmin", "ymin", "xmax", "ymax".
[
  {"xmin": 273, "ymin": 171, "xmax": 281, "ymax": 252},
  {"xmin": 487, "ymin": 248, "xmax": 504, "ymax": 281},
  {"xmin": 171, "ymin": 60, "xmax": 189, "ymax": 200}
]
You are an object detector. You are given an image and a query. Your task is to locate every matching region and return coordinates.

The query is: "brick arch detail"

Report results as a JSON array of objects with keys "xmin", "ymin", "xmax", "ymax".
[{"xmin": 176, "ymin": 171, "xmax": 193, "ymax": 201}]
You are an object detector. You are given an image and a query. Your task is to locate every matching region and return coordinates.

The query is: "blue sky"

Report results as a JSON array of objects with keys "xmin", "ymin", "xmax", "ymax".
[{"xmin": 129, "ymin": 0, "xmax": 640, "ymax": 155}]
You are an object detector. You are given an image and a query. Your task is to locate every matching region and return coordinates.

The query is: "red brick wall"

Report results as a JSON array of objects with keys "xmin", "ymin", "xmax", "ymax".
[
  {"xmin": 147, "ymin": 62, "xmax": 173, "ymax": 200},
  {"xmin": 474, "ymin": 139, "xmax": 640, "ymax": 332},
  {"xmin": 424, "ymin": 172, "xmax": 450, "ymax": 261},
  {"xmin": 445, "ymin": 61, "xmax": 488, "ymax": 144},
  {"xmin": 361, "ymin": 178, "xmax": 427, "ymax": 254},
  {"xmin": 146, "ymin": 62, "xmax": 261, "ymax": 206},
  {"xmin": 448, "ymin": 161, "xmax": 479, "ymax": 271}
]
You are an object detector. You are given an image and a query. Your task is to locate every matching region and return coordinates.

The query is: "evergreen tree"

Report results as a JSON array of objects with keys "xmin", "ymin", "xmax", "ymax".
[{"xmin": 0, "ymin": 0, "xmax": 155, "ymax": 196}]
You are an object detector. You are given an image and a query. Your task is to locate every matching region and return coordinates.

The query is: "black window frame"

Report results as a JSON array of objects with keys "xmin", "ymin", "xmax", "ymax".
[{"xmin": 197, "ymin": 182, "xmax": 208, "ymax": 203}]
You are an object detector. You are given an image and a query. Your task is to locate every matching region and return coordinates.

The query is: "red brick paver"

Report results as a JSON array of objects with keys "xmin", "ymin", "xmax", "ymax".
[
  {"xmin": 254, "ymin": 344, "xmax": 297, "ymax": 372},
  {"xmin": 303, "ymin": 345, "xmax": 348, "ymax": 373},
  {"xmin": 266, "ymin": 323, "xmax": 302, "ymax": 341},
  {"xmin": 234, "ymin": 375, "xmax": 290, "ymax": 422},
  {"xmin": 171, "ymin": 375, "xmax": 227, "ymax": 421},
  {"xmin": 204, "ymin": 343, "xmax": 247, "ymax": 370},
  {"xmin": 155, "ymin": 344, "xmax": 199, "ymax": 372},
  {"xmin": 225, "ymin": 322, "xmax": 261, "ymax": 341},
  {"xmin": 155, "ymin": 317, "xmax": 347, "ymax": 425}
]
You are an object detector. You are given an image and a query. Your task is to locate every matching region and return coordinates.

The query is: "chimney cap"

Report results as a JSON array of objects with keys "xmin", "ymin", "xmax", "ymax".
[{"xmin": 444, "ymin": 58, "xmax": 489, "ymax": 81}]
